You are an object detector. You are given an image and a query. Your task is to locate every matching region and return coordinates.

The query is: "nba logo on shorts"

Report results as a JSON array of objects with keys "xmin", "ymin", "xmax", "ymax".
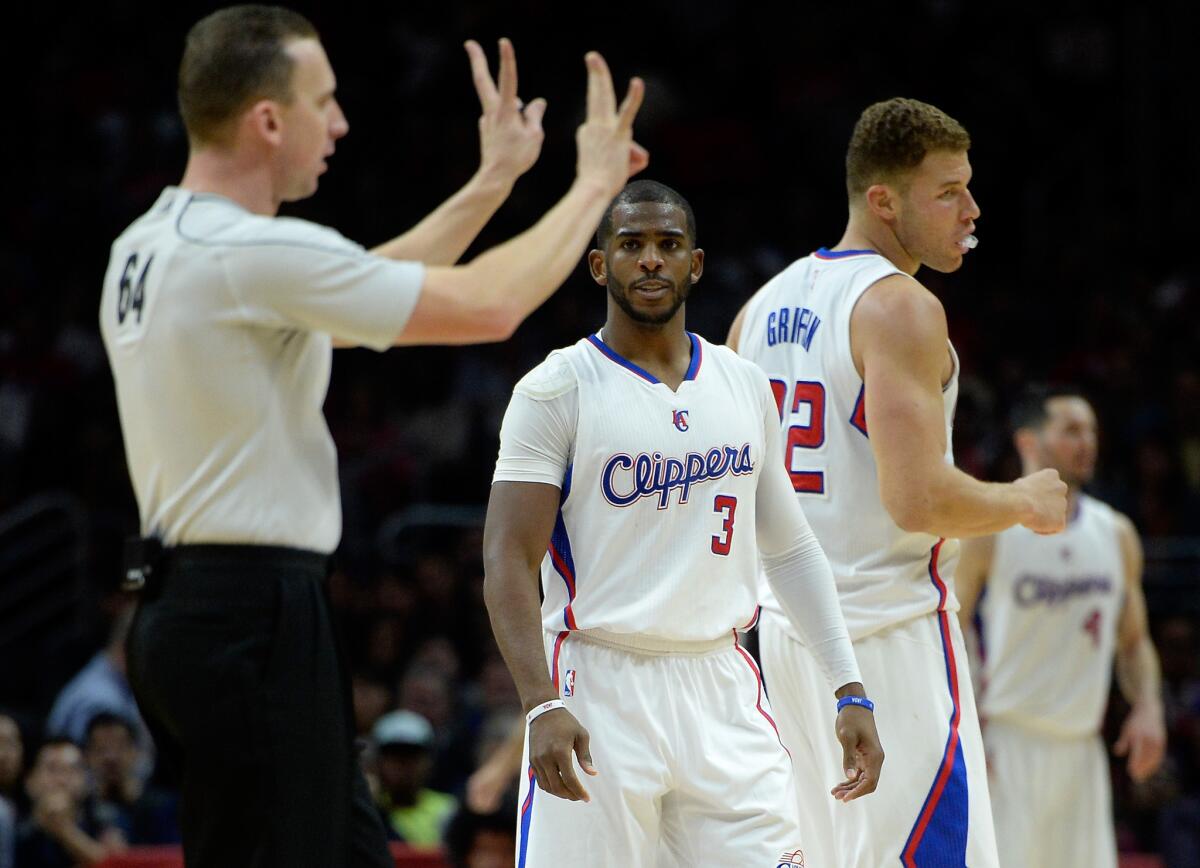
[
  {"xmin": 562, "ymin": 669, "xmax": 576, "ymax": 697},
  {"xmin": 672, "ymin": 409, "xmax": 689, "ymax": 432},
  {"xmin": 776, "ymin": 849, "xmax": 805, "ymax": 867}
]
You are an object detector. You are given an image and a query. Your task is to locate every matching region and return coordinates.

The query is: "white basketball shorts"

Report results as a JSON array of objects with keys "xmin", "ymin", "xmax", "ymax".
[
  {"xmin": 516, "ymin": 629, "xmax": 807, "ymax": 868},
  {"xmin": 758, "ymin": 610, "xmax": 1000, "ymax": 868},
  {"xmin": 984, "ymin": 718, "xmax": 1117, "ymax": 868}
]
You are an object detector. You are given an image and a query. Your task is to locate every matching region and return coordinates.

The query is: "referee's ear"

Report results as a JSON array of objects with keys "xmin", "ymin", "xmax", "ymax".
[{"xmin": 588, "ymin": 249, "xmax": 607, "ymax": 285}]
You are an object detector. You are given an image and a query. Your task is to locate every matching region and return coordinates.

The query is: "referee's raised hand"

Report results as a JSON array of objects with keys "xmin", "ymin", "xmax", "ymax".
[
  {"xmin": 529, "ymin": 708, "xmax": 598, "ymax": 802},
  {"xmin": 575, "ymin": 51, "xmax": 648, "ymax": 196},
  {"xmin": 465, "ymin": 38, "xmax": 547, "ymax": 184}
]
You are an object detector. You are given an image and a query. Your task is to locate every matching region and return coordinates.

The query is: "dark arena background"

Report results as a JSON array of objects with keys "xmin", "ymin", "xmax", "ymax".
[{"xmin": 1, "ymin": 1, "xmax": 1198, "ymax": 866}]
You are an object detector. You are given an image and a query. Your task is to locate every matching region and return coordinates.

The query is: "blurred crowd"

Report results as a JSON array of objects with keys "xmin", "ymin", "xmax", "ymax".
[{"xmin": 2, "ymin": 1, "xmax": 1199, "ymax": 865}]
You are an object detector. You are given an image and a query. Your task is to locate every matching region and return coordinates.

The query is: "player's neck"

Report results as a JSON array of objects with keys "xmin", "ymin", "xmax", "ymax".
[
  {"xmin": 836, "ymin": 216, "xmax": 920, "ymax": 276},
  {"xmin": 180, "ymin": 150, "xmax": 281, "ymax": 217},
  {"xmin": 601, "ymin": 315, "xmax": 693, "ymax": 388}
]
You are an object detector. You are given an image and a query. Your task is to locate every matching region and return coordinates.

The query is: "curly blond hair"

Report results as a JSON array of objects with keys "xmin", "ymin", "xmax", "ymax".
[{"xmin": 846, "ymin": 97, "xmax": 970, "ymax": 196}]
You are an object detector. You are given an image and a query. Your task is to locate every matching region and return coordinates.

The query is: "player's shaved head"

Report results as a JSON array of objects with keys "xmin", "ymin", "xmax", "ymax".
[
  {"xmin": 178, "ymin": 5, "xmax": 319, "ymax": 147},
  {"xmin": 846, "ymin": 97, "xmax": 971, "ymax": 197},
  {"xmin": 596, "ymin": 180, "xmax": 697, "ymax": 250}
]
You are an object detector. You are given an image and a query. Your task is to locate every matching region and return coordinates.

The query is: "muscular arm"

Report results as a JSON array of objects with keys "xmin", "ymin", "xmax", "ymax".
[
  {"xmin": 483, "ymin": 481, "xmax": 596, "ymax": 801},
  {"xmin": 955, "ymin": 534, "xmax": 995, "ymax": 635},
  {"xmin": 853, "ymin": 276, "xmax": 1066, "ymax": 538},
  {"xmin": 483, "ymin": 481, "xmax": 562, "ymax": 715},
  {"xmin": 1111, "ymin": 512, "xmax": 1166, "ymax": 781}
]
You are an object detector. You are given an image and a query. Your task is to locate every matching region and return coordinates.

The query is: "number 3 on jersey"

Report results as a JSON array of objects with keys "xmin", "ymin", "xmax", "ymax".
[
  {"xmin": 770, "ymin": 379, "xmax": 826, "ymax": 494},
  {"xmin": 711, "ymin": 495, "xmax": 737, "ymax": 556}
]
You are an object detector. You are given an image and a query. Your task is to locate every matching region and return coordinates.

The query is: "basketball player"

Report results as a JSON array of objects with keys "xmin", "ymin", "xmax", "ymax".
[
  {"xmin": 956, "ymin": 386, "xmax": 1166, "ymax": 868},
  {"xmin": 484, "ymin": 180, "xmax": 884, "ymax": 867},
  {"xmin": 727, "ymin": 97, "xmax": 1069, "ymax": 867},
  {"xmin": 100, "ymin": 6, "xmax": 647, "ymax": 866}
]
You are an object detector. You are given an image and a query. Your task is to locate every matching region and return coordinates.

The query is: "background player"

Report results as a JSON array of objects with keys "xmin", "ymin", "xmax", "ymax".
[
  {"xmin": 100, "ymin": 6, "xmax": 647, "ymax": 866},
  {"xmin": 727, "ymin": 97, "xmax": 1068, "ymax": 867},
  {"xmin": 956, "ymin": 385, "xmax": 1167, "ymax": 868},
  {"xmin": 484, "ymin": 180, "xmax": 883, "ymax": 867}
]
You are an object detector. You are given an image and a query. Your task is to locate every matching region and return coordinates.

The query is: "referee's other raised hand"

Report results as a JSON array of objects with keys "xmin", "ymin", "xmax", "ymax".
[{"xmin": 575, "ymin": 51, "xmax": 648, "ymax": 197}]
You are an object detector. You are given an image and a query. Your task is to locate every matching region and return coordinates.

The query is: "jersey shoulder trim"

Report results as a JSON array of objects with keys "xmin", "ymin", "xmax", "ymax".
[{"xmin": 513, "ymin": 350, "xmax": 580, "ymax": 402}]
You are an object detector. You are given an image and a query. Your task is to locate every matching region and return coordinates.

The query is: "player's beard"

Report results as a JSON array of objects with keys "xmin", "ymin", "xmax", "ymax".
[{"xmin": 608, "ymin": 277, "xmax": 690, "ymax": 326}]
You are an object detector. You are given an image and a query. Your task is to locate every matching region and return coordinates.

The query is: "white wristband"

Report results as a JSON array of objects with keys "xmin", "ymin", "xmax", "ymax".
[{"xmin": 526, "ymin": 699, "xmax": 565, "ymax": 725}]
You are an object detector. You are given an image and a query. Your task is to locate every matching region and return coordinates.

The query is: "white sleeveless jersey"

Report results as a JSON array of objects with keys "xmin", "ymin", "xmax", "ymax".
[
  {"xmin": 738, "ymin": 249, "xmax": 960, "ymax": 640},
  {"xmin": 493, "ymin": 333, "xmax": 776, "ymax": 641},
  {"xmin": 977, "ymin": 495, "xmax": 1125, "ymax": 737}
]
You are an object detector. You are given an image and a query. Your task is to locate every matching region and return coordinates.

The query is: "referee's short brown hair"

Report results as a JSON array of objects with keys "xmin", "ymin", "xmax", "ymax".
[
  {"xmin": 845, "ymin": 97, "xmax": 971, "ymax": 197},
  {"xmin": 178, "ymin": 5, "xmax": 318, "ymax": 147}
]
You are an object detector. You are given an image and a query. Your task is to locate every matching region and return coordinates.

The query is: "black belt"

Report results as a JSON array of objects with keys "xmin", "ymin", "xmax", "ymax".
[{"xmin": 122, "ymin": 537, "xmax": 331, "ymax": 592}]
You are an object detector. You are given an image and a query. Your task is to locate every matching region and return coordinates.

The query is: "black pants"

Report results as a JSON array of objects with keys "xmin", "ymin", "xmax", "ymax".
[{"xmin": 125, "ymin": 545, "xmax": 392, "ymax": 868}]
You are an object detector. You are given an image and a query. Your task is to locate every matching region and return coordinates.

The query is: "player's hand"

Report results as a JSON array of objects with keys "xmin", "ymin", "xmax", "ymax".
[
  {"xmin": 1014, "ymin": 468, "xmax": 1069, "ymax": 535},
  {"xmin": 574, "ymin": 51, "xmax": 648, "ymax": 196},
  {"xmin": 528, "ymin": 708, "xmax": 598, "ymax": 802},
  {"xmin": 830, "ymin": 704, "xmax": 884, "ymax": 802},
  {"xmin": 1114, "ymin": 702, "xmax": 1167, "ymax": 782},
  {"xmin": 465, "ymin": 38, "xmax": 546, "ymax": 185}
]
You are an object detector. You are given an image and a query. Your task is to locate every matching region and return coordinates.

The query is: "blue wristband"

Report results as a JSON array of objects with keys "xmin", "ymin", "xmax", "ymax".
[{"xmin": 837, "ymin": 695, "xmax": 875, "ymax": 713}]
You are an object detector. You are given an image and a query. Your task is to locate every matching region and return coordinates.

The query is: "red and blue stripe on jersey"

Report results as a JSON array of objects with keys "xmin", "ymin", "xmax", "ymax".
[{"xmin": 548, "ymin": 466, "xmax": 578, "ymax": 629}]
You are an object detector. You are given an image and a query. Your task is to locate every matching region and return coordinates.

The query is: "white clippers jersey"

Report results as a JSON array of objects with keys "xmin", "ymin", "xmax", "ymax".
[
  {"xmin": 977, "ymin": 495, "xmax": 1126, "ymax": 738},
  {"xmin": 738, "ymin": 249, "xmax": 960, "ymax": 640},
  {"xmin": 493, "ymin": 333, "xmax": 775, "ymax": 641}
]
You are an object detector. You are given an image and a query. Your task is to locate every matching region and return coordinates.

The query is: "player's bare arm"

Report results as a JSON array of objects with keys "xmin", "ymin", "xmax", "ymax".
[
  {"xmin": 396, "ymin": 51, "xmax": 647, "ymax": 345},
  {"xmin": 754, "ymin": 389, "xmax": 884, "ymax": 801},
  {"xmin": 724, "ymin": 299, "xmax": 749, "ymax": 351},
  {"xmin": 370, "ymin": 39, "xmax": 546, "ymax": 267},
  {"xmin": 853, "ymin": 275, "xmax": 1068, "ymax": 537},
  {"xmin": 483, "ymin": 480, "xmax": 598, "ymax": 803},
  {"xmin": 1111, "ymin": 511, "xmax": 1166, "ymax": 782},
  {"xmin": 954, "ymin": 534, "xmax": 995, "ymax": 633}
]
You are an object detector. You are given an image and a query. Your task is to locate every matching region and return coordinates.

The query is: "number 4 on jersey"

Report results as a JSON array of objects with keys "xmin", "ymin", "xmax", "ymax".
[
  {"xmin": 770, "ymin": 379, "xmax": 826, "ymax": 494},
  {"xmin": 117, "ymin": 253, "xmax": 154, "ymax": 325}
]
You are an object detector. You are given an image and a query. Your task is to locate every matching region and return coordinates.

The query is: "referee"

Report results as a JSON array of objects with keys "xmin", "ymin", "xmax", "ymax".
[{"xmin": 98, "ymin": 6, "xmax": 646, "ymax": 866}]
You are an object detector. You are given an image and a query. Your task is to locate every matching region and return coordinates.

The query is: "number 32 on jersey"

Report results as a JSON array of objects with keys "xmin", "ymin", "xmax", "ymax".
[{"xmin": 770, "ymin": 379, "xmax": 826, "ymax": 494}]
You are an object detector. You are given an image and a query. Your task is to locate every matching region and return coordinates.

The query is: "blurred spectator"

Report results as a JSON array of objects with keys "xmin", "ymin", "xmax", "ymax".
[
  {"xmin": 352, "ymin": 671, "xmax": 394, "ymax": 737},
  {"xmin": 0, "ymin": 712, "xmax": 21, "ymax": 868},
  {"xmin": 14, "ymin": 738, "xmax": 112, "ymax": 867},
  {"xmin": 83, "ymin": 712, "xmax": 179, "ymax": 845},
  {"xmin": 371, "ymin": 710, "xmax": 457, "ymax": 849},
  {"xmin": 46, "ymin": 604, "xmax": 154, "ymax": 779},
  {"xmin": 444, "ymin": 801, "xmax": 517, "ymax": 868}
]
